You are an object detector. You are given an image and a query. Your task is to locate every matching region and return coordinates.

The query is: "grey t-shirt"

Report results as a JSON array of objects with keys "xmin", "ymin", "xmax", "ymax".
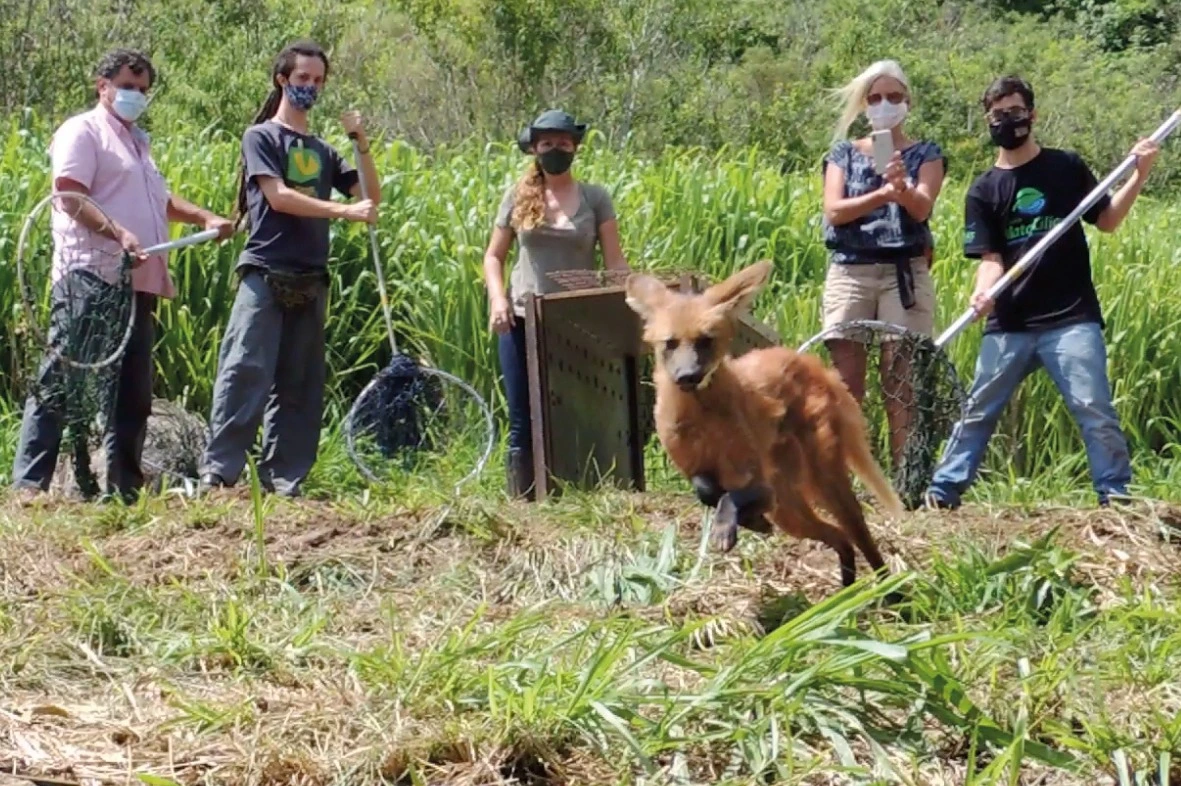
[
  {"xmin": 495, "ymin": 181, "xmax": 617, "ymax": 316},
  {"xmin": 238, "ymin": 120, "xmax": 360, "ymax": 273}
]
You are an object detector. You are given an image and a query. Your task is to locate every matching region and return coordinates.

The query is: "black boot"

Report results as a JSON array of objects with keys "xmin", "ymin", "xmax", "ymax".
[{"xmin": 506, "ymin": 448, "xmax": 535, "ymax": 501}]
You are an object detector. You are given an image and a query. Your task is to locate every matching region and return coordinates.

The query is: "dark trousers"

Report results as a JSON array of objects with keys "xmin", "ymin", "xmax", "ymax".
[
  {"xmin": 200, "ymin": 267, "xmax": 328, "ymax": 497},
  {"xmin": 11, "ymin": 270, "xmax": 156, "ymax": 500},
  {"xmin": 497, "ymin": 320, "xmax": 531, "ymax": 453}
]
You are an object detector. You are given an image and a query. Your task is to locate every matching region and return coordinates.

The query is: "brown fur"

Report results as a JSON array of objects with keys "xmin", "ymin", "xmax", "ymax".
[{"xmin": 625, "ymin": 259, "xmax": 903, "ymax": 588}]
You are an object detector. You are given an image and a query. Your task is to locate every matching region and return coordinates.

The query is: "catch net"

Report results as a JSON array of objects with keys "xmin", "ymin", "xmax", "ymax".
[
  {"xmin": 345, "ymin": 353, "xmax": 495, "ymax": 491},
  {"xmin": 15, "ymin": 192, "xmax": 137, "ymax": 497},
  {"xmin": 798, "ymin": 319, "xmax": 966, "ymax": 510}
]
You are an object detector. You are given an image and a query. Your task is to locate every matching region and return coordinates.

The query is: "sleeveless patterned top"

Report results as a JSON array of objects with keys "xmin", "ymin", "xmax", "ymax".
[{"xmin": 821, "ymin": 138, "xmax": 946, "ymax": 265}]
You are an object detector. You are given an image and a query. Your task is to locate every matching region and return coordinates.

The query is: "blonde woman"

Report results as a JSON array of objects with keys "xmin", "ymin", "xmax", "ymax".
[
  {"xmin": 482, "ymin": 109, "xmax": 629, "ymax": 500},
  {"xmin": 820, "ymin": 59, "xmax": 946, "ymax": 464}
]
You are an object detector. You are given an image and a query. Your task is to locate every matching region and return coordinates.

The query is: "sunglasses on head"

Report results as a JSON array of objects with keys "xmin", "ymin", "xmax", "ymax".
[{"xmin": 867, "ymin": 91, "xmax": 906, "ymax": 105}]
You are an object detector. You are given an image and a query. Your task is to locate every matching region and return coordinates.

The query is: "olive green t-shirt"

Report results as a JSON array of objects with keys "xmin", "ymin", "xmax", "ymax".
[{"xmin": 495, "ymin": 181, "xmax": 617, "ymax": 317}]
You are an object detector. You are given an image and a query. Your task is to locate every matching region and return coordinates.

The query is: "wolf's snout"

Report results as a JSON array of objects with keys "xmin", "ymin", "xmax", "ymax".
[{"xmin": 675, "ymin": 370, "xmax": 704, "ymax": 390}]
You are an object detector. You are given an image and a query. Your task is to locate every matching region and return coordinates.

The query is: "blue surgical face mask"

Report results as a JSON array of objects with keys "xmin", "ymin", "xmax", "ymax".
[
  {"xmin": 111, "ymin": 88, "xmax": 148, "ymax": 123},
  {"xmin": 284, "ymin": 83, "xmax": 318, "ymax": 112}
]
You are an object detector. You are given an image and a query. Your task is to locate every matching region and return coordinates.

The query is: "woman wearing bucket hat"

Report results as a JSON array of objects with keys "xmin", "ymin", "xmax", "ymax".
[{"xmin": 482, "ymin": 108, "xmax": 629, "ymax": 500}]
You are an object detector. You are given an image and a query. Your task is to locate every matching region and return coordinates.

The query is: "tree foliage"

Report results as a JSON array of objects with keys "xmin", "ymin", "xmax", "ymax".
[{"xmin": 0, "ymin": 0, "xmax": 1179, "ymax": 188}]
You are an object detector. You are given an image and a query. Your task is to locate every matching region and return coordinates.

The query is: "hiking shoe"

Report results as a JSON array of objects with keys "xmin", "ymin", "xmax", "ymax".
[
  {"xmin": 1099, "ymin": 492, "xmax": 1135, "ymax": 508},
  {"xmin": 197, "ymin": 472, "xmax": 227, "ymax": 495},
  {"xmin": 922, "ymin": 490, "xmax": 959, "ymax": 511}
]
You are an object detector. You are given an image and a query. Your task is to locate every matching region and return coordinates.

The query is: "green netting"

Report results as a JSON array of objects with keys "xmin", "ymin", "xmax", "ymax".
[
  {"xmin": 26, "ymin": 264, "xmax": 134, "ymax": 496},
  {"xmin": 16, "ymin": 193, "xmax": 136, "ymax": 498}
]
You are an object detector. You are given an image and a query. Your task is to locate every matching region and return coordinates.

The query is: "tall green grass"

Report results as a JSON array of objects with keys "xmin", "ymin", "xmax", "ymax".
[{"xmin": 2, "ymin": 117, "xmax": 1181, "ymax": 495}]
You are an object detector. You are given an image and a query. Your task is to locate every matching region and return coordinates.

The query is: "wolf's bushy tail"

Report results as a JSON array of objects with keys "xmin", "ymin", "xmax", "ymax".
[{"xmin": 837, "ymin": 393, "xmax": 904, "ymax": 519}]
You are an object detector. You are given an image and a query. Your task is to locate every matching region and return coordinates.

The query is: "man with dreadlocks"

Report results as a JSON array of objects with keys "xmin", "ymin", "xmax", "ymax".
[
  {"xmin": 198, "ymin": 39, "xmax": 379, "ymax": 498},
  {"xmin": 10, "ymin": 48, "xmax": 233, "ymax": 504}
]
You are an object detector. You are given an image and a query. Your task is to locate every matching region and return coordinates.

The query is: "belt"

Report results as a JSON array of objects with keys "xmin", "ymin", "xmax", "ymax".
[
  {"xmin": 893, "ymin": 258, "xmax": 916, "ymax": 310},
  {"xmin": 253, "ymin": 268, "xmax": 329, "ymax": 310}
]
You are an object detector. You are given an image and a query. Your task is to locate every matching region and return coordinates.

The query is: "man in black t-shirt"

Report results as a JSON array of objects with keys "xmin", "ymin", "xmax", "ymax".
[
  {"xmin": 924, "ymin": 75, "xmax": 1160, "ymax": 510},
  {"xmin": 198, "ymin": 41, "xmax": 380, "ymax": 497}
]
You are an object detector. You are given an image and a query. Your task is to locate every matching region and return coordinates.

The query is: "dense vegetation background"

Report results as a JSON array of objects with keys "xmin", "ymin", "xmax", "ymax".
[{"xmin": 2, "ymin": 0, "xmax": 1180, "ymax": 186}]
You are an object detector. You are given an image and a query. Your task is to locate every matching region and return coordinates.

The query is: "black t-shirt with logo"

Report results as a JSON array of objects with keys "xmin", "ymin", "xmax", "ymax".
[
  {"xmin": 962, "ymin": 147, "xmax": 1111, "ymax": 334},
  {"xmin": 238, "ymin": 119, "xmax": 360, "ymax": 273}
]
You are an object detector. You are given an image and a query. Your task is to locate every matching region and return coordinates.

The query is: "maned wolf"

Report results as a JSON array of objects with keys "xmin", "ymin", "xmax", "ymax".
[{"xmin": 625, "ymin": 259, "xmax": 903, "ymax": 589}]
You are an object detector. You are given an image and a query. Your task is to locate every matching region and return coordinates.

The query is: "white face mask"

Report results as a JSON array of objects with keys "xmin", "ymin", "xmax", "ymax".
[
  {"xmin": 865, "ymin": 100, "xmax": 908, "ymax": 130},
  {"xmin": 111, "ymin": 88, "xmax": 148, "ymax": 123}
]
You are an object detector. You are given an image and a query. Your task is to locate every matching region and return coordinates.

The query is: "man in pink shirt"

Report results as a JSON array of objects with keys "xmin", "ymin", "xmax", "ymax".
[{"xmin": 12, "ymin": 48, "xmax": 233, "ymax": 503}]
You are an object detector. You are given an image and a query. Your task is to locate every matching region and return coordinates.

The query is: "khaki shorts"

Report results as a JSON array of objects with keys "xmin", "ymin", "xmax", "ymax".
[{"xmin": 821, "ymin": 258, "xmax": 935, "ymax": 340}]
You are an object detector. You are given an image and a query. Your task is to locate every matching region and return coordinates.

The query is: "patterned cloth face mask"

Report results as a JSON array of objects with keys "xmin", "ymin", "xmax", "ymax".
[{"xmin": 284, "ymin": 83, "xmax": 319, "ymax": 111}]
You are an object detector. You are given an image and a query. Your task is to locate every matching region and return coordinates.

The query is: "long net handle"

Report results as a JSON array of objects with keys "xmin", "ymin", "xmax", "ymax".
[
  {"xmin": 349, "ymin": 131, "xmax": 398, "ymax": 357},
  {"xmin": 142, "ymin": 227, "xmax": 222, "ymax": 255},
  {"xmin": 935, "ymin": 108, "xmax": 1181, "ymax": 349}
]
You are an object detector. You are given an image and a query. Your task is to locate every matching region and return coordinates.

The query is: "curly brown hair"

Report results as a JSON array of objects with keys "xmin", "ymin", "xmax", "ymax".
[
  {"xmin": 94, "ymin": 49, "xmax": 156, "ymax": 87},
  {"xmin": 510, "ymin": 158, "xmax": 547, "ymax": 232}
]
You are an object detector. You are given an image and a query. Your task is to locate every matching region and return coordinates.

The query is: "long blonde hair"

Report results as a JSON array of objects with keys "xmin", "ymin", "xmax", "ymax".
[
  {"xmin": 510, "ymin": 159, "xmax": 546, "ymax": 232},
  {"xmin": 830, "ymin": 59, "xmax": 911, "ymax": 143}
]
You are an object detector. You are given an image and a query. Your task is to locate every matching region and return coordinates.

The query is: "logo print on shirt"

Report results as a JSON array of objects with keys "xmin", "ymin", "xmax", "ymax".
[
  {"xmin": 1013, "ymin": 187, "xmax": 1046, "ymax": 217},
  {"xmin": 286, "ymin": 141, "xmax": 322, "ymax": 186},
  {"xmin": 1006, "ymin": 186, "xmax": 1059, "ymax": 243}
]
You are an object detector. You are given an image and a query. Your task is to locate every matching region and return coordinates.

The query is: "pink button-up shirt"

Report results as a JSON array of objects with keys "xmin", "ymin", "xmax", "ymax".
[{"xmin": 49, "ymin": 104, "xmax": 175, "ymax": 299}]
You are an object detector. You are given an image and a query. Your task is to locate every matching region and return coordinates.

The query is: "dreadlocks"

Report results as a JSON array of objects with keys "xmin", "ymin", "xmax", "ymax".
[{"xmin": 231, "ymin": 40, "xmax": 331, "ymax": 230}]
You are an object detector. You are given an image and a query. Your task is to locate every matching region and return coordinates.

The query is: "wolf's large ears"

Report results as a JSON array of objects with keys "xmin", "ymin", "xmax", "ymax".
[
  {"xmin": 703, "ymin": 259, "xmax": 772, "ymax": 318},
  {"xmin": 625, "ymin": 273, "xmax": 671, "ymax": 321}
]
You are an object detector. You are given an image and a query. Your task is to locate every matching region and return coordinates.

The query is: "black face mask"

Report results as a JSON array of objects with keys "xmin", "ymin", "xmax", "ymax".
[
  {"xmin": 989, "ymin": 117, "xmax": 1032, "ymax": 150},
  {"xmin": 537, "ymin": 148, "xmax": 575, "ymax": 175}
]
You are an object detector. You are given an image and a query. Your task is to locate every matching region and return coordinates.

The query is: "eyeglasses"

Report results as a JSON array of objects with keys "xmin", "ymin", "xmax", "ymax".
[
  {"xmin": 867, "ymin": 91, "xmax": 906, "ymax": 105},
  {"xmin": 987, "ymin": 107, "xmax": 1030, "ymax": 124}
]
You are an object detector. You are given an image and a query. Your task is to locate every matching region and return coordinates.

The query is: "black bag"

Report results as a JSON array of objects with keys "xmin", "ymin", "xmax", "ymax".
[{"xmin": 262, "ymin": 269, "xmax": 329, "ymax": 310}]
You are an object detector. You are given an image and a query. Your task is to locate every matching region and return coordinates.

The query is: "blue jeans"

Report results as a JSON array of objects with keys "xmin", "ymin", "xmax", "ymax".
[
  {"xmin": 497, "ymin": 320, "xmax": 531, "ymax": 453},
  {"xmin": 926, "ymin": 320, "xmax": 1131, "ymax": 506}
]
